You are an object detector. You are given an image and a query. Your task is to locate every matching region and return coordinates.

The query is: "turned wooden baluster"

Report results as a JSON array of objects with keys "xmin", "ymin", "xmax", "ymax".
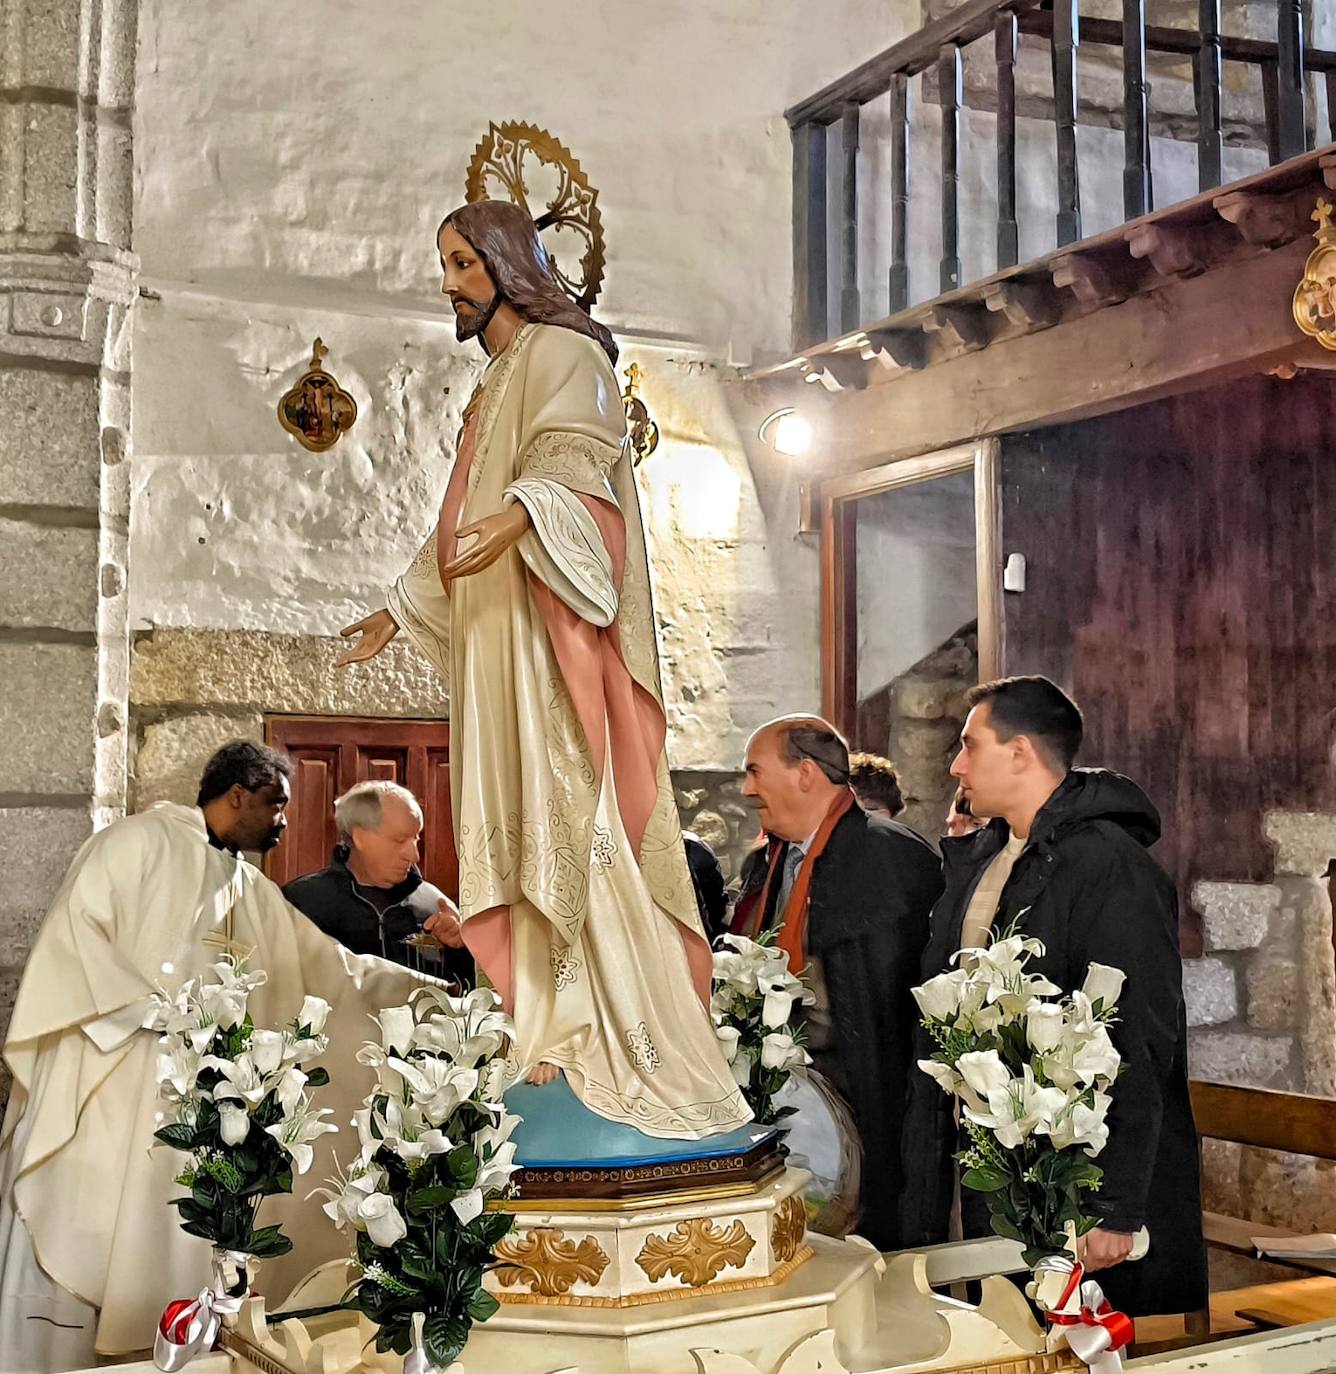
[{"xmin": 996, "ymin": 11, "xmax": 1019, "ymax": 270}]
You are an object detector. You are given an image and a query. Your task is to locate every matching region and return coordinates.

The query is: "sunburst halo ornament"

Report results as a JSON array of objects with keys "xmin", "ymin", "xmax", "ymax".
[{"xmin": 465, "ymin": 121, "xmax": 607, "ymax": 311}]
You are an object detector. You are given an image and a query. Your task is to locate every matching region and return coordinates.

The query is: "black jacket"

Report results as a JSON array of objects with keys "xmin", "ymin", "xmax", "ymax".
[
  {"xmin": 900, "ymin": 769, "xmax": 1206, "ymax": 1317},
  {"xmin": 737, "ymin": 804, "xmax": 944, "ymax": 1250},
  {"xmin": 283, "ymin": 849, "xmax": 473, "ymax": 986}
]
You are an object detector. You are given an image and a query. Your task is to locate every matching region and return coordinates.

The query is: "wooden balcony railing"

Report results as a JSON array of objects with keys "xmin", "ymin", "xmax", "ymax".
[{"xmin": 788, "ymin": 0, "xmax": 1336, "ymax": 350}]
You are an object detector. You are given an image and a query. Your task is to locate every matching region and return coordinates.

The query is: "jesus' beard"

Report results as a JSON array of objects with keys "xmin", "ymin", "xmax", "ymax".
[{"xmin": 453, "ymin": 290, "xmax": 503, "ymax": 344}]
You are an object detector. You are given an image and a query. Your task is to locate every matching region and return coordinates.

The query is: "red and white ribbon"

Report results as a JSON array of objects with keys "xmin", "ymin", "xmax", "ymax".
[
  {"xmin": 1035, "ymin": 1256, "xmax": 1134, "ymax": 1374},
  {"xmin": 152, "ymin": 1251, "xmax": 249, "ymax": 1372}
]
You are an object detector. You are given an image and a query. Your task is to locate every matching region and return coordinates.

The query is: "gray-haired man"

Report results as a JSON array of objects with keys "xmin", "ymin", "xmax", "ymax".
[{"xmin": 283, "ymin": 780, "xmax": 469, "ymax": 979}]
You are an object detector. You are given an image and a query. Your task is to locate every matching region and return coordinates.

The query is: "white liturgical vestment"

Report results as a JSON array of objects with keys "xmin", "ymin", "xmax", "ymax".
[{"xmin": 0, "ymin": 802, "xmax": 427, "ymax": 1371}]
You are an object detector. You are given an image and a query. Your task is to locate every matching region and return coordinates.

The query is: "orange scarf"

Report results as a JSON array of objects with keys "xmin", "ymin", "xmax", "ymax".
[{"xmin": 755, "ymin": 789, "xmax": 856, "ymax": 972}]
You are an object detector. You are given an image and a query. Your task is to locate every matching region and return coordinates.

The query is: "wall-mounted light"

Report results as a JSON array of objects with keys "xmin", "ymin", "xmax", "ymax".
[
  {"xmin": 622, "ymin": 363, "xmax": 660, "ymax": 466},
  {"xmin": 758, "ymin": 407, "xmax": 813, "ymax": 458}
]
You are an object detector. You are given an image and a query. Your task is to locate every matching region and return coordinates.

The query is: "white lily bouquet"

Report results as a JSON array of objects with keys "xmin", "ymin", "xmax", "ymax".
[
  {"xmin": 912, "ymin": 932, "xmax": 1124, "ymax": 1269},
  {"xmin": 711, "ymin": 931, "xmax": 815, "ymax": 1126},
  {"xmin": 147, "ymin": 958, "xmax": 334, "ymax": 1371},
  {"xmin": 322, "ymin": 987, "xmax": 522, "ymax": 1372},
  {"xmin": 147, "ymin": 956, "xmax": 335, "ymax": 1263}
]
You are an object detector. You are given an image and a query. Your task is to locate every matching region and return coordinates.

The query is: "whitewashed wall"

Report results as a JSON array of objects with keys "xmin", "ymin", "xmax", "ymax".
[{"xmin": 128, "ymin": 0, "xmax": 925, "ymax": 773}]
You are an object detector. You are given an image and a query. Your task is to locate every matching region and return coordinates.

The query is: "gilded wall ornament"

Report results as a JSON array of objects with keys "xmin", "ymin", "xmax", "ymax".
[
  {"xmin": 1292, "ymin": 197, "xmax": 1336, "ymax": 351},
  {"xmin": 636, "ymin": 1217, "xmax": 755, "ymax": 1287},
  {"xmin": 622, "ymin": 363, "xmax": 660, "ymax": 466},
  {"xmin": 770, "ymin": 1194, "xmax": 806, "ymax": 1265},
  {"xmin": 465, "ymin": 121, "xmax": 606, "ymax": 310},
  {"xmin": 276, "ymin": 338, "xmax": 358, "ymax": 452},
  {"xmin": 493, "ymin": 1226, "xmax": 611, "ymax": 1296}
]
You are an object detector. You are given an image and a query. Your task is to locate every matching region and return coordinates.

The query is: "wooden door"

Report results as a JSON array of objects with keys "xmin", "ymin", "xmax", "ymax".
[{"xmin": 264, "ymin": 715, "xmax": 458, "ymax": 899}]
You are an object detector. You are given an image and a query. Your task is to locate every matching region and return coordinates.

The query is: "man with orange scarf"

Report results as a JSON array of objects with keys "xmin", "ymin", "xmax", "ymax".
[{"xmin": 734, "ymin": 716, "xmax": 942, "ymax": 1248}]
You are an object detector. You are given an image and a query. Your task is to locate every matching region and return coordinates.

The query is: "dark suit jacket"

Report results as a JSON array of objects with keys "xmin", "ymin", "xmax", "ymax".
[{"xmin": 736, "ymin": 804, "xmax": 943, "ymax": 1249}]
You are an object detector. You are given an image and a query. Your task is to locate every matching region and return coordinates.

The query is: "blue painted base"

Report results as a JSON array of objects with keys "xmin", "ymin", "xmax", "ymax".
[{"xmin": 504, "ymin": 1075, "xmax": 774, "ymax": 1168}]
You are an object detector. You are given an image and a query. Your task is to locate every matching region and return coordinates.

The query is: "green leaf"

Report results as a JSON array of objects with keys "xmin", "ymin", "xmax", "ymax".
[
  {"xmin": 305, "ymin": 1067, "xmax": 330, "ymax": 1088},
  {"xmin": 154, "ymin": 1123, "xmax": 199, "ymax": 1152},
  {"xmin": 962, "ymin": 1166, "xmax": 1011, "ymax": 1193},
  {"xmin": 468, "ymin": 1290, "xmax": 500, "ymax": 1322},
  {"xmin": 407, "ymin": 1185, "xmax": 455, "ymax": 1213},
  {"xmin": 424, "ymin": 1313, "xmax": 470, "ymax": 1367},
  {"xmin": 246, "ymin": 1225, "xmax": 293, "ymax": 1259},
  {"xmin": 447, "ymin": 1145, "xmax": 480, "ymax": 1189},
  {"xmin": 988, "ymin": 1212, "xmax": 1026, "ymax": 1243}
]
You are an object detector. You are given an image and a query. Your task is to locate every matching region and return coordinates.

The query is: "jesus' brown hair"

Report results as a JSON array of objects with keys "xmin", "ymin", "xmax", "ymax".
[{"xmin": 441, "ymin": 201, "xmax": 618, "ymax": 365}]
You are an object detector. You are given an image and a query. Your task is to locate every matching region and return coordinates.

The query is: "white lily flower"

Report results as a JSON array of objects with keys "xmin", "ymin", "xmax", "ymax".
[
  {"xmin": 1025, "ymin": 1002, "xmax": 1068, "ymax": 1054},
  {"xmin": 714, "ymin": 1024, "xmax": 742, "ymax": 1062},
  {"xmin": 957, "ymin": 1049, "xmax": 1011, "ymax": 1100},
  {"xmin": 358, "ymin": 1191, "xmax": 409, "ymax": 1247},
  {"xmin": 284, "ymin": 1034, "xmax": 327, "ymax": 1064},
  {"xmin": 1071, "ymin": 1024, "xmax": 1121, "ymax": 1086},
  {"xmin": 355, "ymin": 1042, "xmax": 405, "ymax": 1095},
  {"xmin": 1080, "ymin": 964, "xmax": 1126, "ymax": 1015},
  {"xmin": 912, "ymin": 969, "xmax": 971, "ymax": 1021},
  {"xmin": 1047, "ymin": 1090, "xmax": 1112, "ymax": 1155},
  {"xmin": 156, "ymin": 1042, "xmax": 202, "ymax": 1101},
  {"xmin": 265, "ymin": 1104, "xmax": 337, "ymax": 1175},
  {"xmin": 964, "ymin": 1064, "xmax": 1071, "ymax": 1149},
  {"xmin": 377, "ymin": 1006, "xmax": 416, "ymax": 1055},
  {"xmin": 317, "ymin": 1162, "xmax": 389, "ymax": 1231},
  {"xmin": 297, "ymin": 996, "xmax": 331, "ymax": 1036},
  {"xmin": 249, "ymin": 1029, "xmax": 285, "ymax": 1075},
  {"xmin": 758, "ymin": 972, "xmax": 803, "ymax": 1029},
  {"xmin": 218, "ymin": 1100, "xmax": 251, "ymax": 1145},
  {"xmin": 760, "ymin": 1030, "xmax": 810, "ymax": 1072},
  {"xmin": 206, "ymin": 1052, "xmax": 270, "ymax": 1108},
  {"xmin": 389, "ymin": 1056, "xmax": 479, "ymax": 1124},
  {"xmin": 273, "ymin": 1067, "xmax": 308, "ymax": 1116},
  {"xmin": 917, "ymin": 1058, "xmax": 962, "ymax": 1096}
]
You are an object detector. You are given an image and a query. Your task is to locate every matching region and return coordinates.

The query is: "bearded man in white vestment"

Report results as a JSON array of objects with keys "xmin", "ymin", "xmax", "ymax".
[
  {"xmin": 0, "ymin": 742, "xmax": 434, "ymax": 1373},
  {"xmin": 338, "ymin": 201, "xmax": 749, "ymax": 1140}
]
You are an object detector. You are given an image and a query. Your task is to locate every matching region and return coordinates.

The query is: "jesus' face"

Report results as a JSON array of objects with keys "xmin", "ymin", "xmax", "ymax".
[{"xmin": 438, "ymin": 222, "xmax": 499, "ymax": 343}]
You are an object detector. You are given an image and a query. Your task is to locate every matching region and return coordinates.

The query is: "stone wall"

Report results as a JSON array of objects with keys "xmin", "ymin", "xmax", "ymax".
[
  {"xmin": 855, "ymin": 623, "xmax": 977, "ymax": 842},
  {"xmin": 1185, "ymin": 811, "xmax": 1336, "ymax": 1286},
  {"xmin": 0, "ymin": 0, "xmax": 140, "ymax": 1088}
]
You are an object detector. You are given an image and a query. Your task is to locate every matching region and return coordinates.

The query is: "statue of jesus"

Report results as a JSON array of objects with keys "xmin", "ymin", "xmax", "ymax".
[{"xmin": 338, "ymin": 200, "xmax": 750, "ymax": 1139}]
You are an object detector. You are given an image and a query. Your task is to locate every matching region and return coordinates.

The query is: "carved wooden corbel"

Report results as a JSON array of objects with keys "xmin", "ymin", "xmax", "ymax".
[
  {"xmin": 924, "ymin": 304, "xmax": 990, "ymax": 352},
  {"xmin": 865, "ymin": 328, "xmax": 927, "ymax": 371},
  {"xmin": 982, "ymin": 280, "xmax": 1059, "ymax": 330}
]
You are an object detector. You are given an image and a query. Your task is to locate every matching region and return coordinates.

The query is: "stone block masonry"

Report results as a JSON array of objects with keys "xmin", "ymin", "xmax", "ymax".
[{"xmin": 0, "ymin": 0, "xmax": 140, "ymax": 1100}]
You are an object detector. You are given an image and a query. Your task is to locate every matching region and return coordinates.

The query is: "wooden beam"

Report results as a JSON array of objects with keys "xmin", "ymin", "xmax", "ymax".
[
  {"xmin": 995, "ymin": 12, "xmax": 1019, "ymax": 271},
  {"xmin": 1275, "ymin": 0, "xmax": 1307, "ymax": 161},
  {"xmin": 1052, "ymin": 253, "xmax": 1139, "ymax": 307},
  {"xmin": 940, "ymin": 44, "xmax": 963, "ymax": 294},
  {"xmin": 1196, "ymin": 0, "xmax": 1224, "ymax": 192},
  {"xmin": 791, "ymin": 123, "xmax": 828, "ymax": 350},
  {"xmin": 1214, "ymin": 187, "xmax": 1311, "ymax": 247},
  {"xmin": 1016, "ymin": 9, "xmax": 1336, "ymax": 72},
  {"xmin": 840, "ymin": 103, "xmax": 861, "ymax": 333},
  {"xmin": 1126, "ymin": 222, "xmax": 1213, "ymax": 278},
  {"xmin": 1053, "ymin": 0, "xmax": 1082, "ymax": 246},
  {"xmin": 865, "ymin": 326, "xmax": 927, "ymax": 370},
  {"xmin": 815, "ymin": 353, "xmax": 869, "ymax": 390},
  {"xmin": 1123, "ymin": 0, "xmax": 1151, "ymax": 219},
  {"xmin": 800, "ymin": 237, "xmax": 1315, "ymax": 471},
  {"xmin": 1191, "ymin": 1081, "xmax": 1336, "ymax": 1160},
  {"xmin": 983, "ymin": 279, "xmax": 1060, "ymax": 330},
  {"xmin": 889, "ymin": 73, "xmax": 911, "ymax": 314},
  {"xmin": 925, "ymin": 303, "xmax": 991, "ymax": 352},
  {"xmin": 785, "ymin": 0, "xmax": 1047, "ymax": 126}
]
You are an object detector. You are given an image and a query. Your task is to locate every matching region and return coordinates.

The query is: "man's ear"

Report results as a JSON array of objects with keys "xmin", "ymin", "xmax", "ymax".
[{"xmin": 228, "ymin": 784, "xmax": 246, "ymax": 810}]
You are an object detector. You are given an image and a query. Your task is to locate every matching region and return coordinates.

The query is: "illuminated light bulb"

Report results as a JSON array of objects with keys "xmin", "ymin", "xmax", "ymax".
[
  {"xmin": 161, "ymin": 961, "xmax": 175, "ymax": 975},
  {"xmin": 758, "ymin": 407, "xmax": 814, "ymax": 458}
]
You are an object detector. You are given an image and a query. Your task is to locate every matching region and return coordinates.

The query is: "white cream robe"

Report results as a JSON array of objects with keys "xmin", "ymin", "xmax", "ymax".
[
  {"xmin": 0, "ymin": 802, "xmax": 426, "ymax": 1371},
  {"xmin": 388, "ymin": 322, "xmax": 749, "ymax": 1140}
]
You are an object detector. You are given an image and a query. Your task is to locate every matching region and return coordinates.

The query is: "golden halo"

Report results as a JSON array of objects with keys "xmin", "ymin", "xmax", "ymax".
[{"xmin": 465, "ymin": 121, "xmax": 607, "ymax": 311}]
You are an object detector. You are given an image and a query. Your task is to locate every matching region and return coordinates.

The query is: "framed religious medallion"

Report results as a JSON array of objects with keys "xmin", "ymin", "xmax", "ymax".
[
  {"xmin": 277, "ymin": 338, "xmax": 358, "ymax": 452},
  {"xmin": 465, "ymin": 121, "xmax": 607, "ymax": 310}
]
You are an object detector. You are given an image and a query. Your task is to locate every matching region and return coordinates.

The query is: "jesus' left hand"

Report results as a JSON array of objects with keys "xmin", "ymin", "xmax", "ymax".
[{"xmin": 440, "ymin": 503, "xmax": 531, "ymax": 582}]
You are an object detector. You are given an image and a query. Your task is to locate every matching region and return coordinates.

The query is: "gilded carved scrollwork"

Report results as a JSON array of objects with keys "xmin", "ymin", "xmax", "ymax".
[
  {"xmin": 636, "ymin": 1218, "xmax": 756, "ymax": 1287},
  {"xmin": 493, "ymin": 1226, "xmax": 611, "ymax": 1296},
  {"xmin": 771, "ymin": 1194, "xmax": 807, "ymax": 1265},
  {"xmin": 1292, "ymin": 197, "xmax": 1336, "ymax": 351}
]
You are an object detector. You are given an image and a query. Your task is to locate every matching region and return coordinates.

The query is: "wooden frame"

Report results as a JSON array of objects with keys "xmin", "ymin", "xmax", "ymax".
[{"xmin": 819, "ymin": 438, "xmax": 1001, "ymax": 734}]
